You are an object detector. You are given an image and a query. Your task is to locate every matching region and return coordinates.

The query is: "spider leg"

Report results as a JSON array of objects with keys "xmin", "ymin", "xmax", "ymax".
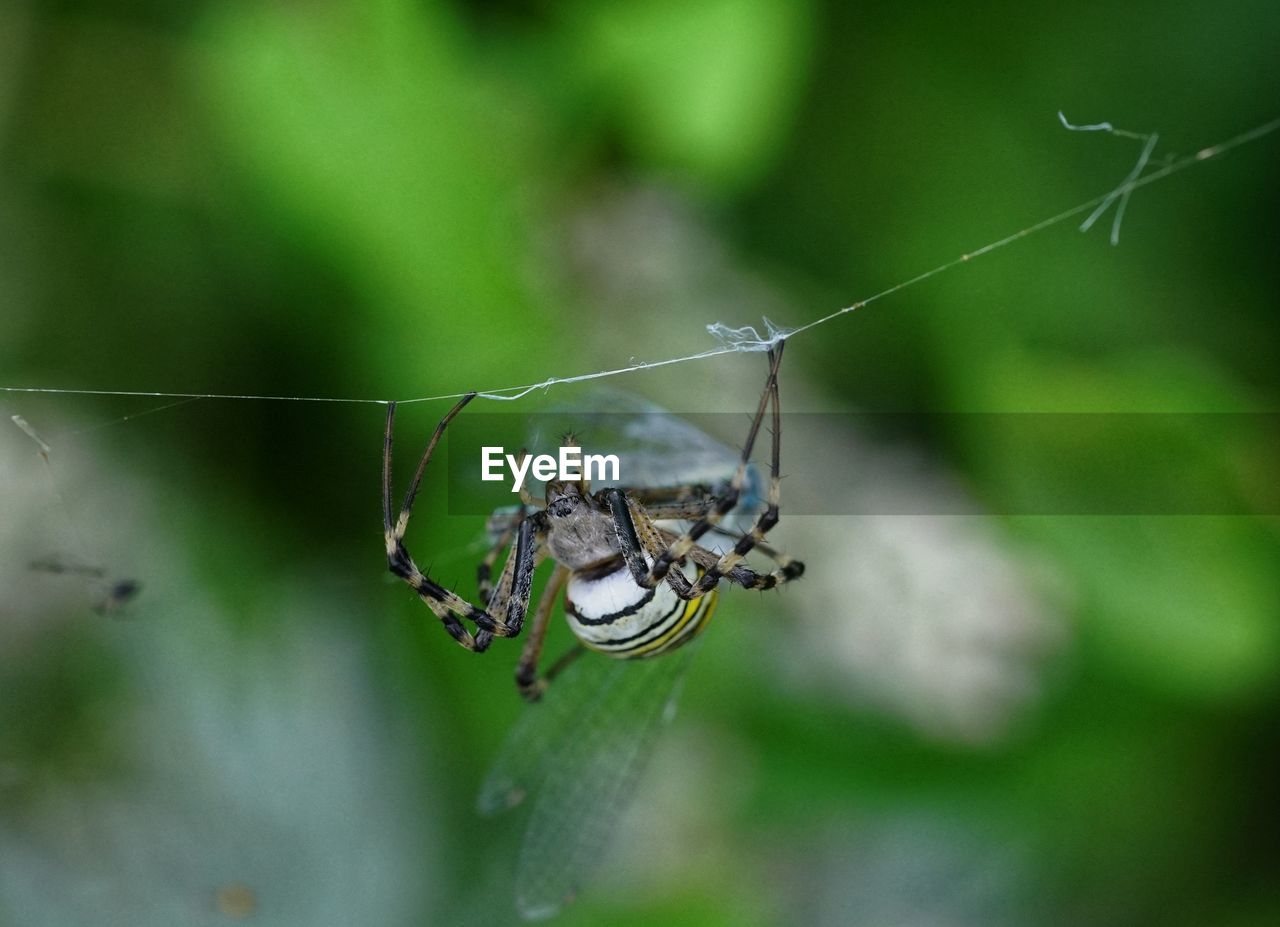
[
  {"xmin": 699, "ymin": 524, "xmax": 788, "ymax": 564},
  {"xmin": 478, "ymin": 507, "xmax": 525, "ymax": 607},
  {"xmin": 640, "ymin": 502, "xmax": 792, "ymax": 560},
  {"xmin": 621, "ymin": 483, "xmax": 717, "ymax": 509},
  {"xmin": 658, "ymin": 527, "xmax": 803, "ymax": 590},
  {"xmin": 521, "ymin": 643, "xmax": 587, "ymax": 704},
  {"xmin": 383, "ymin": 398, "xmax": 539, "ymax": 650},
  {"xmin": 622, "ymin": 496, "xmax": 699, "ymax": 599},
  {"xmin": 683, "ymin": 351, "xmax": 802, "ymax": 592},
  {"xmin": 606, "ymin": 494, "xmax": 800, "ymax": 600},
  {"xmin": 514, "ymin": 564, "xmax": 571, "ymax": 701},
  {"xmin": 635, "ymin": 498, "xmax": 717, "ymax": 520},
  {"xmin": 607, "ymin": 344, "xmax": 787, "ymax": 593},
  {"xmin": 483, "ymin": 523, "xmax": 545, "ymax": 638}
]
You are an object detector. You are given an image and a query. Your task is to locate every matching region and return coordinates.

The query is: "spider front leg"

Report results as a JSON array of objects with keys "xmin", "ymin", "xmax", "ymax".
[
  {"xmin": 681, "ymin": 343, "xmax": 797, "ymax": 593},
  {"xmin": 636, "ymin": 503, "xmax": 803, "ymax": 585},
  {"xmin": 383, "ymin": 397, "xmax": 538, "ymax": 651},
  {"xmin": 607, "ymin": 343, "xmax": 792, "ymax": 597},
  {"xmin": 616, "ymin": 495, "xmax": 803, "ymax": 599},
  {"xmin": 659, "ymin": 525, "xmax": 804, "ymax": 591}
]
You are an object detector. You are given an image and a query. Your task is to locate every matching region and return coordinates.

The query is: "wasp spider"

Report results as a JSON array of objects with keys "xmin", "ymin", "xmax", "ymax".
[{"xmin": 382, "ymin": 345, "xmax": 803, "ymax": 699}]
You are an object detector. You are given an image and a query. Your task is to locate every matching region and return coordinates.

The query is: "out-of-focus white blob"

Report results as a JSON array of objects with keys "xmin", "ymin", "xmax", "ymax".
[
  {"xmin": 0, "ymin": 425, "xmax": 435, "ymax": 927},
  {"xmin": 790, "ymin": 513, "xmax": 1063, "ymax": 743},
  {"xmin": 776, "ymin": 440, "xmax": 1068, "ymax": 745}
]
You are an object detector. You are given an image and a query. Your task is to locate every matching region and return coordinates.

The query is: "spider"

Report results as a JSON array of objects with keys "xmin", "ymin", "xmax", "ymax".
[{"xmin": 381, "ymin": 344, "xmax": 803, "ymax": 700}]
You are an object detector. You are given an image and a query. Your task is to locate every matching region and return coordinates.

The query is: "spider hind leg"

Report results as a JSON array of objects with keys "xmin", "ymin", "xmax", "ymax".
[{"xmin": 382, "ymin": 397, "xmax": 539, "ymax": 651}]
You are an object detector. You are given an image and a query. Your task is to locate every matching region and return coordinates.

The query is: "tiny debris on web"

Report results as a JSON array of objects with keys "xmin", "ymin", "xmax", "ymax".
[
  {"xmin": 1059, "ymin": 110, "xmax": 1160, "ymax": 245},
  {"xmin": 705, "ymin": 316, "xmax": 795, "ymax": 353}
]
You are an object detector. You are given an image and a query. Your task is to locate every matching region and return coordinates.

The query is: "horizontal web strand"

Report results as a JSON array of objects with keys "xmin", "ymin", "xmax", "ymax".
[{"xmin": 3, "ymin": 114, "xmax": 1277, "ymax": 410}]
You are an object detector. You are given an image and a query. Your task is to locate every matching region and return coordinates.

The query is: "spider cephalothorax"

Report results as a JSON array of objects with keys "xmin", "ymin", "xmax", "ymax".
[{"xmin": 382, "ymin": 345, "xmax": 803, "ymax": 700}]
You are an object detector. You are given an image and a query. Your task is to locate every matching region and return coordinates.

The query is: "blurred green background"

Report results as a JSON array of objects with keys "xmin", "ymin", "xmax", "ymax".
[{"xmin": 1, "ymin": 0, "xmax": 1278, "ymax": 924}]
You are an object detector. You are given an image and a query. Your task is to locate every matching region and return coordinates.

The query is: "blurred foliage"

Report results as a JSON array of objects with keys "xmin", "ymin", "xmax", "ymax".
[{"xmin": 2, "ymin": 0, "xmax": 1278, "ymax": 925}]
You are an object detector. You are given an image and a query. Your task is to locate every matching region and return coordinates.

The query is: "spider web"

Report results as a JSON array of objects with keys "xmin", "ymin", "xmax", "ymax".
[{"xmin": 2, "ymin": 113, "xmax": 1277, "ymax": 420}]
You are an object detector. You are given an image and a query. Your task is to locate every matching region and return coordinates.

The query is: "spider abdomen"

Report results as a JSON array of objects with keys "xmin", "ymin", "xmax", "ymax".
[{"xmin": 565, "ymin": 565, "xmax": 717, "ymax": 659}]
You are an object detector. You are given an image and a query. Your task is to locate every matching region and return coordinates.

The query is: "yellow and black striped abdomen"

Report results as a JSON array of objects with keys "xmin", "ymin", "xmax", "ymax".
[{"xmin": 564, "ymin": 564, "xmax": 717, "ymax": 659}]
